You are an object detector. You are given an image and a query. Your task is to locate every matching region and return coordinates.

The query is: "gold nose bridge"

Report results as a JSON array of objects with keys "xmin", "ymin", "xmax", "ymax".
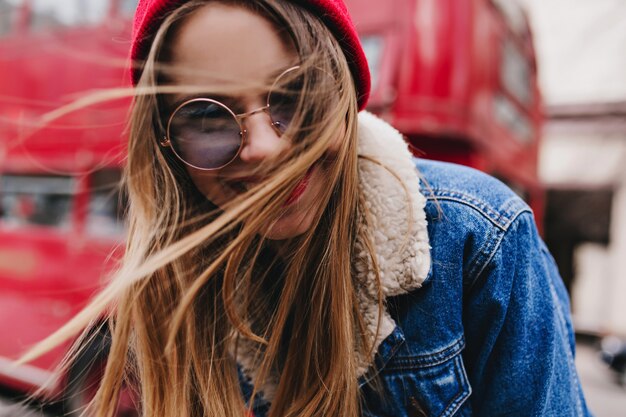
[
  {"xmin": 236, "ymin": 104, "xmax": 270, "ymax": 120},
  {"xmin": 236, "ymin": 104, "xmax": 281, "ymax": 136}
]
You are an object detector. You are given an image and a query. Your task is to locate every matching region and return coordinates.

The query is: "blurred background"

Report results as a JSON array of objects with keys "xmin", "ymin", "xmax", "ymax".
[{"xmin": 0, "ymin": 0, "xmax": 625, "ymax": 416}]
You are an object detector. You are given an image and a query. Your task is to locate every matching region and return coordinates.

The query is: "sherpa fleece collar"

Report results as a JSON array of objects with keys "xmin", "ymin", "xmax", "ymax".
[
  {"xmin": 353, "ymin": 111, "xmax": 431, "ymax": 374},
  {"xmin": 236, "ymin": 111, "xmax": 431, "ymax": 400}
]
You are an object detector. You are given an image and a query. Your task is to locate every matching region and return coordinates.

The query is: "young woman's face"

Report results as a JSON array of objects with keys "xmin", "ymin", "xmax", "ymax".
[{"xmin": 167, "ymin": 3, "xmax": 337, "ymax": 240}]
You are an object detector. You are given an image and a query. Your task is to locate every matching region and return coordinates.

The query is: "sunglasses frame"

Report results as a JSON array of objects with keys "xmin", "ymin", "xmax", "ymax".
[{"xmin": 160, "ymin": 65, "xmax": 302, "ymax": 171}]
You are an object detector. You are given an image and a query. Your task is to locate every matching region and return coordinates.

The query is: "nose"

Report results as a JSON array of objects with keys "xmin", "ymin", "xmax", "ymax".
[{"xmin": 238, "ymin": 110, "xmax": 289, "ymax": 163}]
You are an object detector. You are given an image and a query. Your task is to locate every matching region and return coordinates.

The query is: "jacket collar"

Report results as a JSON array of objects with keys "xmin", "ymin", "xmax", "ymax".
[
  {"xmin": 237, "ymin": 111, "xmax": 431, "ymax": 399},
  {"xmin": 353, "ymin": 111, "xmax": 431, "ymax": 374}
]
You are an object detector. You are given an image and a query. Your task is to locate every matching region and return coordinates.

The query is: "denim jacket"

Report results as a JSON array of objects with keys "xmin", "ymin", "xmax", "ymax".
[{"xmin": 239, "ymin": 113, "xmax": 592, "ymax": 417}]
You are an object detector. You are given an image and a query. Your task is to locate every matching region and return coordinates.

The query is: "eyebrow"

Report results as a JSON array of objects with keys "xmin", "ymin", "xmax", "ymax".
[
  {"xmin": 166, "ymin": 65, "xmax": 299, "ymax": 111},
  {"xmin": 169, "ymin": 93, "xmax": 236, "ymax": 112}
]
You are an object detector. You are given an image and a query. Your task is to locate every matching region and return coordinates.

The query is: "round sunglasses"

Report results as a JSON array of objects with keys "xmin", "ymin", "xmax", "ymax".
[{"xmin": 161, "ymin": 65, "xmax": 327, "ymax": 171}]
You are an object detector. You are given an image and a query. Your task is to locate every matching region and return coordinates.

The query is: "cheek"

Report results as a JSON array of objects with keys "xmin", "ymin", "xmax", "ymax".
[
  {"xmin": 325, "ymin": 133, "xmax": 343, "ymax": 156},
  {"xmin": 261, "ymin": 171, "xmax": 326, "ymax": 240},
  {"xmin": 326, "ymin": 122, "xmax": 348, "ymax": 155}
]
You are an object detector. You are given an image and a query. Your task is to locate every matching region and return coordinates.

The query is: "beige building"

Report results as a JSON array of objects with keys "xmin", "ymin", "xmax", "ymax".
[{"xmin": 523, "ymin": 0, "xmax": 626, "ymax": 335}]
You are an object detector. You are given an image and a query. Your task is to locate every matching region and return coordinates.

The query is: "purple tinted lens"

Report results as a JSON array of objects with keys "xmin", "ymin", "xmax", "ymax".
[
  {"xmin": 268, "ymin": 73, "xmax": 304, "ymax": 133},
  {"xmin": 169, "ymin": 101, "xmax": 241, "ymax": 169}
]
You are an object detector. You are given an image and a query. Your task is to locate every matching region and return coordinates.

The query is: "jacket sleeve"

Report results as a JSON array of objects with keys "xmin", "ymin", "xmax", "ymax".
[{"xmin": 462, "ymin": 211, "xmax": 593, "ymax": 416}]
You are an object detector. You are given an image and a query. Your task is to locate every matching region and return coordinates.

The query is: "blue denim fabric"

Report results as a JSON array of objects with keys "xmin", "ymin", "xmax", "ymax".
[{"xmin": 241, "ymin": 159, "xmax": 593, "ymax": 417}]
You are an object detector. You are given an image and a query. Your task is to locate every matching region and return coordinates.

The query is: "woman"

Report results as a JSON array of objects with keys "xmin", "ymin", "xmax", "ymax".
[{"xmin": 26, "ymin": 0, "xmax": 591, "ymax": 416}]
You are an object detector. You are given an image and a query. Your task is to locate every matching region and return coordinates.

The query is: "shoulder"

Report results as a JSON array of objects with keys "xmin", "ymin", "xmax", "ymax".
[
  {"xmin": 413, "ymin": 159, "xmax": 539, "ymax": 288},
  {"xmin": 415, "ymin": 158, "xmax": 531, "ymax": 231}
]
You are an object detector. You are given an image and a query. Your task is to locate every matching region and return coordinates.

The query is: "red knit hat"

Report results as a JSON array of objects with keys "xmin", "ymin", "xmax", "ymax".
[{"xmin": 130, "ymin": 0, "xmax": 371, "ymax": 110}]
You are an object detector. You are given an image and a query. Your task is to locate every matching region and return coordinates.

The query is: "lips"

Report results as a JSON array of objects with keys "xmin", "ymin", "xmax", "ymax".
[{"xmin": 284, "ymin": 165, "xmax": 315, "ymax": 206}]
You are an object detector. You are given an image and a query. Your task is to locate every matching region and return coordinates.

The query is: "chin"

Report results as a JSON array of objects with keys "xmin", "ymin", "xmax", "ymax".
[{"xmin": 262, "ymin": 206, "xmax": 317, "ymax": 240}]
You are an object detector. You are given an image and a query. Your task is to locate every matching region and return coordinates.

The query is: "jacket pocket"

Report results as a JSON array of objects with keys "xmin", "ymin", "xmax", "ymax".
[{"xmin": 364, "ymin": 336, "xmax": 472, "ymax": 417}]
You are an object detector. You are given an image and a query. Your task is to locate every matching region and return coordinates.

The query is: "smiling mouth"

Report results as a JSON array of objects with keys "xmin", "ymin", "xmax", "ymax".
[{"xmin": 284, "ymin": 164, "xmax": 315, "ymax": 206}]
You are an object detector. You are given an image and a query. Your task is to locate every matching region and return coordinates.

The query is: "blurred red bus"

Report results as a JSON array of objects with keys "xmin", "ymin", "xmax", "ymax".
[
  {"xmin": 0, "ymin": 0, "xmax": 543, "ymax": 413},
  {"xmin": 0, "ymin": 0, "xmax": 133, "ymax": 413},
  {"xmin": 348, "ymin": 0, "xmax": 544, "ymax": 226}
]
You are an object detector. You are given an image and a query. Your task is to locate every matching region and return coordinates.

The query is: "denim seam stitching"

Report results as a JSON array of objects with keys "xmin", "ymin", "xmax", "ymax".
[
  {"xmin": 359, "ymin": 330, "xmax": 406, "ymax": 388},
  {"xmin": 422, "ymin": 191, "xmax": 504, "ymax": 227},
  {"xmin": 382, "ymin": 335, "xmax": 465, "ymax": 370},
  {"xmin": 441, "ymin": 388, "xmax": 467, "ymax": 417},
  {"xmin": 544, "ymin": 251, "xmax": 584, "ymax": 417},
  {"xmin": 467, "ymin": 211, "xmax": 530, "ymax": 289},
  {"xmin": 426, "ymin": 193, "xmax": 527, "ymax": 230},
  {"xmin": 465, "ymin": 225, "xmax": 502, "ymax": 283},
  {"xmin": 423, "ymin": 191, "xmax": 530, "ymax": 231},
  {"xmin": 441, "ymin": 356, "xmax": 473, "ymax": 417}
]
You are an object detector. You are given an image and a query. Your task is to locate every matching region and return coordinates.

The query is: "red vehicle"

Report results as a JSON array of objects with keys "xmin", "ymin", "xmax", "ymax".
[
  {"xmin": 347, "ymin": 0, "xmax": 544, "ymax": 226},
  {"xmin": 0, "ymin": 0, "xmax": 542, "ymax": 413},
  {"xmin": 0, "ymin": 0, "xmax": 133, "ymax": 413}
]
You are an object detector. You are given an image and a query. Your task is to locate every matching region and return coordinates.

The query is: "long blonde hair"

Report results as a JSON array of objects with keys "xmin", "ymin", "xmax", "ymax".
[{"xmin": 22, "ymin": 1, "xmax": 382, "ymax": 416}]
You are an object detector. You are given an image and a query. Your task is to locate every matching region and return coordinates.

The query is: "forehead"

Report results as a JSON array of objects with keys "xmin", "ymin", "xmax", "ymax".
[{"xmin": 168, "ymin": 3, "xmax": 296, "ymax": 90}]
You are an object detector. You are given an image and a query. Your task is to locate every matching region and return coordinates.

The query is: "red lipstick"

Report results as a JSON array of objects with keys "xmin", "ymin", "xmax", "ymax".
[{"xmin": 284, "ymin": 165, "xmax": 315, "ymax": 206}]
